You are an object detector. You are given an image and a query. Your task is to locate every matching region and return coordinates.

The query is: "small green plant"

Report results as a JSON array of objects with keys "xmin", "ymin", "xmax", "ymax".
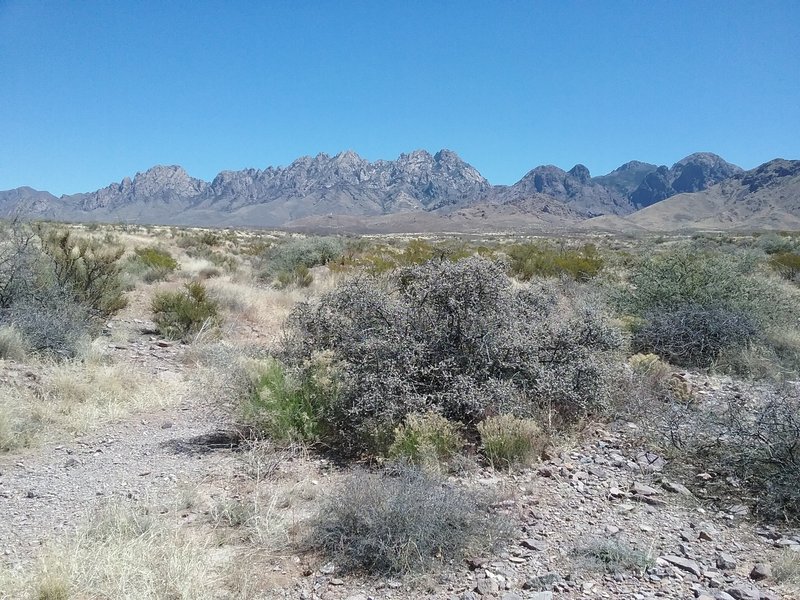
[
  {"xmin": 242, "ymin": 355, "xmax": 337, "ymax": 444},
  {"xmin": 131, "ymin": 246, "xmax": 178, "ymax": 282},
  {"xmin": 151, "ymin": 281, "xmax": 220, "ymax": 341},
  {"xmin": 388, "ymin": 411, "xmax": 464, "ymax": 468},
  {"xmin": 312, "ymin": 466, "xmax": 507, "ymax": 575},
  {"xmin": 477, "ymin": 414, "xmax": 546, "ymax": 468}
]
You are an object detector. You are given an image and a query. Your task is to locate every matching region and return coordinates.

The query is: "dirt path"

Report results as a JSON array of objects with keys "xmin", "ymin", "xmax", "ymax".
[{"xmin": 0, "ymin": 392, "xmax": 241, "ymax": 566}]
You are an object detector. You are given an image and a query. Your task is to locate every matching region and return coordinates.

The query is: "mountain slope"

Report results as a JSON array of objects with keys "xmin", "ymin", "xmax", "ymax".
[{"xmin": 625, "ymin": 159, "xmax": 800, "ymax": 230}]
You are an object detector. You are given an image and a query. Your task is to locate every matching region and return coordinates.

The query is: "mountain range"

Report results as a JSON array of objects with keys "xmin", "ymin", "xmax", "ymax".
[{"xmin": 1, "ymin": 150, "xmax": 798, "ymax": 232}]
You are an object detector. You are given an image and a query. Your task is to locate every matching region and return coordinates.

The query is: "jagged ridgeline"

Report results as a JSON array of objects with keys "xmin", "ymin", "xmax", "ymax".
[{"xmin": 2, "ymin": 150, "xmax": 799, "ymax": 231}]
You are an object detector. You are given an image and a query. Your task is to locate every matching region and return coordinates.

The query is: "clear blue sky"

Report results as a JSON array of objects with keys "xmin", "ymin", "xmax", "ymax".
[{"xmin": 1, "ymin": 1, "xmax": 798, "ymax": 195}]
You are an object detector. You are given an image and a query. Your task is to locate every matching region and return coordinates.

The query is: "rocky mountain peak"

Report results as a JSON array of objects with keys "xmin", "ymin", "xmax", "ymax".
[{"xmin": 568, "ymin": 164, "xmax": 591, "ymax": 184}]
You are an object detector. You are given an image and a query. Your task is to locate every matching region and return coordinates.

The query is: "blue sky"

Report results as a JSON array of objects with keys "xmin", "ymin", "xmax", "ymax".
[{"xmin": 1, "ymin": 1, "xmax": 798, "ymax": 195}]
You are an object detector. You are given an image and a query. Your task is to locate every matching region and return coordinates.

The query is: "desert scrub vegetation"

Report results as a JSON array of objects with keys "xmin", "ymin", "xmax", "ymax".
[
  {"xmin": 240, "ymin": 355, "xmax": 336, "ymax": 444},
  {"xmin": 311, "ymin": 466, "xmax": 507, "ymax": 575},
  {"xmin": 574, "ymin": 538, "xmax": 654, "ymax": 574},
  {"xmin": 126, "ymin": 245, "xmax": 179, "ymax": 282},
  {"xmin": 477, "ymin": 414, "xmax": 547, "ymax": 468},
  {"xmin": 507, "ymin": 241, "xmax": 604, "ymax": 281},
  {"xmin": 258, "ymin": 235, "xmax": 346, "ymax": 287},
  {"xmin": 277, "ymin": 255, "xmax": 623, "ymax": 454},
  {"xmin": 151, "ymin": 281, "xmax": 221, "ymax": 341},
  {"xmin": 0, "ymin": 501, "xmax": 219, "ymax": 600},
  {"xmin": 0, "ymin": 222, "xmax": 127, "ymax": 358},
  {"xmin": 619, "ymin": 245, "xmax": 800, "ymax": 374},
  {"xmin": 627, "ymin": 381, "xmax": 800, "ymax": 524},
  {"xmin": 388, "ymin": 411, "xmax": 465, "ymax": 469},
  {"xmin": 0, "ymin": 357, "xmax": 184, "ymax": 452}
]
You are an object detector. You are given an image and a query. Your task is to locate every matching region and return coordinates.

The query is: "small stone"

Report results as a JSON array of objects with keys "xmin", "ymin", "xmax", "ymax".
[
  {"xmin": 699, "ymin": 530, "xmax": 714, "ymax": 542},
  {"xmin": 632, "ymin": 482, "xmax": 659, "ymax": 496},
  {"xmin": 749, "ymin": 563, "xmax": 771, "ymax": 581},
  {"xmin": 500, "ymin": 594, "xmax": 523, "ymax": 600},
  {"xmin": 663, "ymin": 480, "xmax": 692, "ymax": 495},
  {"xmin": 318, "ymin": 562, "xmax": 335, "ymax": 575},
  {"xmin": 528, "ymin": 594, "xmax": 553, "ymax": 600},
  {"xmin": 467, "ymin": 557, "xmax": 489, "ymax": 570},
  {"xmin": 64, "ymin": 457, "xmax": 80, "ymax": 468},
  {"xmin": 523, "ymin": 573, "xmax": 559, "ymax": 591},
  {"xmin": 329, "ymin": 578, "xmax": 344, "ymax": 586},
  {"xmin": 661, "ymin": 555, "xmax": 703, "ymax": 577},
  {"xmin": 520, "ymin": 539, "xmax": 546, "ymax": 552},
  {"xmin": 716, "ymin": 552, "xmax": 737, "ymax": 570},
  {"xmin": 161, "ymin": 421, "xmax": 174, "ymax": 429},
  {"xmin": 475, "ymin": 577, "xmax": 500, "ymax": 595}
]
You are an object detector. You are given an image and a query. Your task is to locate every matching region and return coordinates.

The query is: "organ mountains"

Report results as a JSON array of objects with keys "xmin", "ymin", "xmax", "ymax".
[{"xmin": 2, "ymin": 150, "xmax": 798, "ymax": 232}]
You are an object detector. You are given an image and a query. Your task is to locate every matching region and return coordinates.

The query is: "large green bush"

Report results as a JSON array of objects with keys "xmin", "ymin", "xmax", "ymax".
[
  {"xmin": 620, "ymin": 246, "xmax": 800, "ymax": 372},
  {"xmin": 282, "ymin": 256, "xmax": 623, "ymax": 453},
  {"xmin": 151, "ymin": 281, "xmax": 220, "ymax": 341}
]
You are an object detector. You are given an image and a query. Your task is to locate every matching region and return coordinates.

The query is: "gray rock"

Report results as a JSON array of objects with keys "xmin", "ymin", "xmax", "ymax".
[
  {"xmin": 475, "ymin": 578, "xmax": 499, "ymax": 596},
  {"xmin": 661, "ymin": 555, "xmax": 703, "ymax": 577},
  {"xmin": 725, "ymin": 586, "xmax": 761, "ymax": 600},
  {"xmin": 749, "ymin": 563, "xmax": 771, "ymax": 581},
  {"xmin": 663, "ymin": 480, "xmax": 692, "ymax": 495},
  {"xmin": 716, "ymin": 552, "xmax": 737, "ymax": 570}
]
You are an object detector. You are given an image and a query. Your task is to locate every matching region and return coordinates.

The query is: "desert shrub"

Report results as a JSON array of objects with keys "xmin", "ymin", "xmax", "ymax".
[
  {"xmin": 130, "ymin": 246, "xmax": 179, "ymax": 282},
  {"xmin": 633, "ymin": 384, "xmax": 800, "ymax": 524},
  {"xmin": 311, "ymin": 466, "xmax": 507, "ymax": 575},
  {"xmin": 620, "ymin": 246, "xmax": 800, "ymax": 372},
  {"xmin": 241, "ymin": 355, "xmax": 337, "ymax": 444},
  {"xmin": 151, "ymin": 281, "xmax": 220, "ymax": 341},
  {"xmin": 284, "ymin": 256, "xmax": 623, "ymax": 453},
  {"xmin": 388, "ymin": 411, "xmax": 465, "ymax": 468},
  {"xmin": 632, "ymin": 306, "xmax": 759, "ymax": 368},
  {"xmin": 770, "ymin": 252, "xmax": 800, "ymax": 281},
  {"xmin": 478, "ymin": 414, "xmax": 546, "ymax": 468},
  {"xmin": 575, "ymin": 539, "xmax": 653, "ymax": 574},
  {"xmin": 6, "ymin": 287, "xmax": 93, "ymax": 358},
  {"xmin": 508, "ymin": 243, "xmax": 604, "ymax": 281},
  {"xmin": 260, "ymin": 236, "xmax": 345, "ymax": 280},
  {"xmin": 757, "ymin": 232, "xmax": 794, "ymax": 255},
  {"xmin": 36, "ymin": 227, "xmax": 127, "ymax": 317},
  {"xmin": 275, "ymin": 265, "xmax": 313, "ymax": 288}
]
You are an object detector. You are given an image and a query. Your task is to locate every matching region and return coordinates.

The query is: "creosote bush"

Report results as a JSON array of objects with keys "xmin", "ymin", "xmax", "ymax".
[
  {"xmin": 388, "ymin": 411, "xmax": 465, "ymax": 469},
  {"xmin": 130, "ymin": 246, "xmax": 179, "ymax": 282},
  {"xmin": 620, "ymin": 246, "xmax": 800, "ymax": 374},
  {"xmin": 282, "ymin": 256, "xmax": 622, "ymax": 454},
  {"xmin": 508, "ymin": 242, "xmax": 604, "ymax": 281},
  {"xmin": 151, "ymin": 281, "xmax": 220, "ymax": 341},
  {"xmin": 312, "ymin": 466, "xmax": 507, "ymax": 575},
  {"xmin": 0, "ymin": 223, "xmax": 127, "ymax": 357},
  {"xmin": 478, "ymin": 414, "xmax": 546, "ymax": 468}
]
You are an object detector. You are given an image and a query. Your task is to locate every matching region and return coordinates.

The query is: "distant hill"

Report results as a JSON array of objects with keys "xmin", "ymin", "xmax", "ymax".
[
  {"xmin": 621, "ymin": 159, "xmax": 800, "ymax": 231},
  {"xmin": 4, "ymin": 150, "xmax": 792, "ymax": 232}
]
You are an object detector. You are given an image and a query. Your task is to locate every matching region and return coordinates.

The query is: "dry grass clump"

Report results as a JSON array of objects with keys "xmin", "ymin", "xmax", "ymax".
[
  {"xmin": 0, "ymin": 356, "xmax": 185, "ymax": 451},
  {"xmin": 575, "ymin": 538, "xmax": 654, "ymax": 574},
  {"xmin": 0, "ymin": 502, "xmax": 220, "ymax": 600},
  {"xmin": 311, "ymin": 466, "xmax": 508, "ymax": 576},
  {"xmin": 0, "ymin": 325, "xmax": 27, "ymax": 361},
  {"xmin": 388, "ymin": 411, "xmax": 465, "ymax": 470},
  {"xmin": 774, "ymin": 550, "xmax": 800, "ymax": 585},
  {"xmin": 477, "ymin": 414, "xmax": 547, "ymax": 468}
]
